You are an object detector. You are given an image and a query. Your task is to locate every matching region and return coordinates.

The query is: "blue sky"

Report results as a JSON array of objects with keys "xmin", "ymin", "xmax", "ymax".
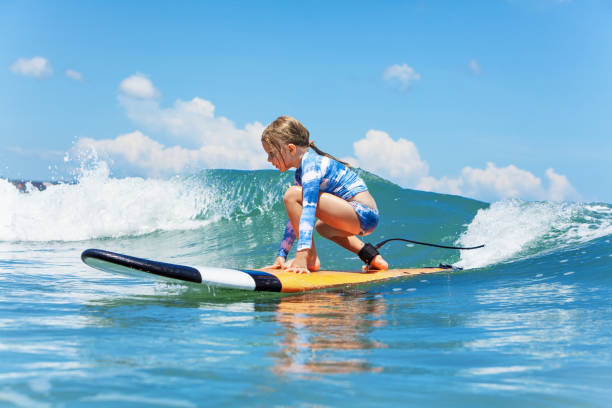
[{"xmin": 1, "ymin": 0, "xmax": 611, "ymax": 203}]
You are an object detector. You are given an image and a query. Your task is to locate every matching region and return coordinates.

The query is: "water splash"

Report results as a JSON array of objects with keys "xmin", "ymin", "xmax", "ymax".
[
  {"xmin": 456, "ymin": 200, "xmax": 612, "ymax": 269},
  {"xmin": 0, "ymin": 161, "xmax": 207, "ymax": 242},
  {"xmin": 0, "ymin": 154, "xmax": 291, "ymax": 242}
]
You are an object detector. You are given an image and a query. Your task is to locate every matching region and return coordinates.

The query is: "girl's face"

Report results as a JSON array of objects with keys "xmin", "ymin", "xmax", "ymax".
[{"xmin": 262, "ymin": 141, "xmax": 290, "ymax": 172}]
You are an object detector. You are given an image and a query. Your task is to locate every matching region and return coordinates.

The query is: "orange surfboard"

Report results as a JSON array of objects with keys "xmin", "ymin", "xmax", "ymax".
[{"xmin": 81, "ymin": 249, "xmax": 454, "ymax": 293}]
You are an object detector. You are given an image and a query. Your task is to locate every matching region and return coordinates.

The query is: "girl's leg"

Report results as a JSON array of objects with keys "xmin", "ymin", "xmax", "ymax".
[
  {"xmin": 284, "ymin": 186, "xmax": 387, "ymax": 270},
  {"xmin": 315, "ymin": 221, "xmax": 388, "ymax": 270},
  {"xmin": 283, "ymin": 186, "xmax": 320, "ymax": 270}
]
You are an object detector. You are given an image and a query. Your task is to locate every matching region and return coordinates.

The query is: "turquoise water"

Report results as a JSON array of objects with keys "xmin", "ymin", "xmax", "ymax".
[{"xmin": 1, "ymin": 165, "xmax": 611, "ymax": 407}]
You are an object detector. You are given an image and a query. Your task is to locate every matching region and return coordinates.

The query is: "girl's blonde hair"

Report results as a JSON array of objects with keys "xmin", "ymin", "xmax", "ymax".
[{"xmin": 261, "ymin": 116, "xmax": 350, "ymax": 167}]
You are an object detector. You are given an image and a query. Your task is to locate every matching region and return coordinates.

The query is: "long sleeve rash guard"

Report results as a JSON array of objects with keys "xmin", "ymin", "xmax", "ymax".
[{"xmin": 277, "ymin": 149, "xmax": 368, "ymax": 258}]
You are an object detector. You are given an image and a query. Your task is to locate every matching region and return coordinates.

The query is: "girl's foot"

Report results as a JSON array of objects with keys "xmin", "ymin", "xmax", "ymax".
[
  {"xmin": 309, "ymin": 256, "xmax": 321, "ymax": 271},
  {"xmin": 362, "ymin": 254, "xmax": 388, "ymax": 272}
]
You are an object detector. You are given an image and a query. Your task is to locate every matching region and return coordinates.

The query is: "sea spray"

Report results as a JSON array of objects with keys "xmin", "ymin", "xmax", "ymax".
[
  {"xmin": 0, "ymin": 162, "xmax": 208, "ymax": 242},
  {"xmin": 0, "ymin": 159, "xmax": 293, "ymax": 243},
  {"xmin": 456, "ymin": 199, "xmax": 612, "ymax": 269}
]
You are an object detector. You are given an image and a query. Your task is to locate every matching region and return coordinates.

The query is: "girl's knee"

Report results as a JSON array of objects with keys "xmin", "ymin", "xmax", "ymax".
[
  {"xmin": 283, "ymin": 185, "xmax": 302, "ymax": 204},
  {"xmin": 316, "ymin": 220, "xmax": 347, "ymax": 238},
  {"xmin": 315, "ymin": 220, "xmax": 325, "ymax": 234}
]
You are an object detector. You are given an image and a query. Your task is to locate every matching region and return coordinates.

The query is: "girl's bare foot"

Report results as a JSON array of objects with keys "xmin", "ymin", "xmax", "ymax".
[
  {"xmin": 362, "ymin": 254, "xmax": 388, "ymax": 272},
  {"xmin": 309, "ymin": 256, "xmax": 321, "ymax": 271}
]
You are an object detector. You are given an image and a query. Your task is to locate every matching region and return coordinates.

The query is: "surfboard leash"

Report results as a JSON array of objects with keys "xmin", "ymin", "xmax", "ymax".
[
  {"xmin": 358, "ymin": 238, "xmax": 485, "ymax": 266},
  {"xmin": 374, "ymin": 238, "xmax": 485, "ymax": 251}
]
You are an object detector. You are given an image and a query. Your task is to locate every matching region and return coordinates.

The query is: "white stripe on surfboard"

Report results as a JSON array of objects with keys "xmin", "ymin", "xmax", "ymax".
[{"xmin": 196, "ymin": 267, "xmax": 256, "ymax": 291}]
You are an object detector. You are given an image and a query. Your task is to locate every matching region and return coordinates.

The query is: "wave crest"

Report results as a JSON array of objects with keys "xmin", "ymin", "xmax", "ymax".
[{"xmin": 456, "ymin": 200, "xmax": 612, "ymax": 269}]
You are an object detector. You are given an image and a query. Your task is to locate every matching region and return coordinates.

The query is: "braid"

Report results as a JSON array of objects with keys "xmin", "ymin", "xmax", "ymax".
[{"xmin": 309, "ymin": 141, "xmax": 352, "ymax": 168}]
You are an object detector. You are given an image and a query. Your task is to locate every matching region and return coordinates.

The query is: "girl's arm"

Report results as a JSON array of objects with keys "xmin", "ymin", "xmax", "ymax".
[
  {"xmin": 285, "ymin": 170, "xmax": 320, "ymax": 273},
  {"xmin": 277, "ymin": 221, "xmax": 296, "ymax": 259},
  {"xmin": 295, "ymin": 159, "xmax": 322, "ymax": 252}
]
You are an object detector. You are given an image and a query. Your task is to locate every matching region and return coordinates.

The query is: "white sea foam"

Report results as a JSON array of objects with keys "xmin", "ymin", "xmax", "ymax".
[
  {"xmin": 456, "ymin": 200, "xmax": 612, "ymax": 269},
  {"xmin": 0, "ymin": 162, "xmax": 213, "ymax": 242}
]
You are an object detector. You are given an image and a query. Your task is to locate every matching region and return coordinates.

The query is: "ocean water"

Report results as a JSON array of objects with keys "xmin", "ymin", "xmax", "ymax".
[{"xmin": 1, "ymin": 163, "xmax": 611, "ymax": 407}]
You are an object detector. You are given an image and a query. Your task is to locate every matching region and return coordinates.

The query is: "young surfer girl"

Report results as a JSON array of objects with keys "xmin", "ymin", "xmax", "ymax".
[{"xmin": 261, "ymin": 116, "xmax": 388, "ymax": 274}]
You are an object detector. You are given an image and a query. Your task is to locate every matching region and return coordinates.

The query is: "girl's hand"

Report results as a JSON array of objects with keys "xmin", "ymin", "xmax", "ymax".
[
  {"xmin": 265, "ymin": 256, "xmax": 285, "ymax": 269},
  {"xmin": 284, "ymin": 250, "xmax": 311, "ymax": 274}
]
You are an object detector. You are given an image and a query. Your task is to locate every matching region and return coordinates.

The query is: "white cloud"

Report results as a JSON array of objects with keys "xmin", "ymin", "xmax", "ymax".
[
  {"xmin": 352, "ymin": 131, "xmax": 578, "ymax": 202},
  {"xmin": 353, "ymin": 130, "xmax": 428, "ymax": 186},
  {"xmin": 416, "ymin": 162, "xmax": 578, "ymax": 202},
  {"xmin": 75, "ymin": 131, "xmax": 200, "ymax": 176},
  {"xmin": 75, "ymin": 127, "xmax": 266, "ymax": 177},
  {"xmin": 118, "ymin": 88, "xmax": 265, "ymax": 158},
  {"xmin": 417, "ymin": 175, "xmax": 463, "ymax": 196},
  {"xmin": 77, "ymin": 75, "xmax": 578, "ymax": 201},
  {"xmin": 10, "ymin": 57, "xmax": 53, "ymax": 78},
  {"xmin": 73, "ymin": 75, "xmax": 267, "ymax": 177},
  {"xmin": 468, "ymin": 59, "xmax": 482, "ymax": 76},
  {"xmin": 65, "ymin": 69, "xmax": 83, "ymax": 81},
  {"xmin": 383, "ymin": 64, "xmax": 421, "ymax": 89},
  {"xmin": 461, "ymin": 163, "xmax": 543, "ymax": 199},
  {"xmin": 545, "ymin": 168, "xmax": 577, "ymax": 201},
  {"xmin": 119, "ymin": 74, "xmax": 159, "ymax": 99}
]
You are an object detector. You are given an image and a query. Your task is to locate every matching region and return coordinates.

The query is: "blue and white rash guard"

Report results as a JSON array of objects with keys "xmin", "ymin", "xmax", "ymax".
[{"xmin": 277, "ymin": 149, "xmax": 368, "ymax": 259}]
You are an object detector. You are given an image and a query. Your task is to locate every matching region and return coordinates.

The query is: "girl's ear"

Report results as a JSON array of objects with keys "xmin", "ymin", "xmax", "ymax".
[{"xmin": 287, "ymin": 143, "xmax": 297, "ymax": 154}]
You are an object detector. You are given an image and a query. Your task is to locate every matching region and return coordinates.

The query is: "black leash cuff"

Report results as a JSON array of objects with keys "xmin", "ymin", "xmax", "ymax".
[{"xmin": 358, "ymin": 243, "xmax": 379, "ymax": 265}]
